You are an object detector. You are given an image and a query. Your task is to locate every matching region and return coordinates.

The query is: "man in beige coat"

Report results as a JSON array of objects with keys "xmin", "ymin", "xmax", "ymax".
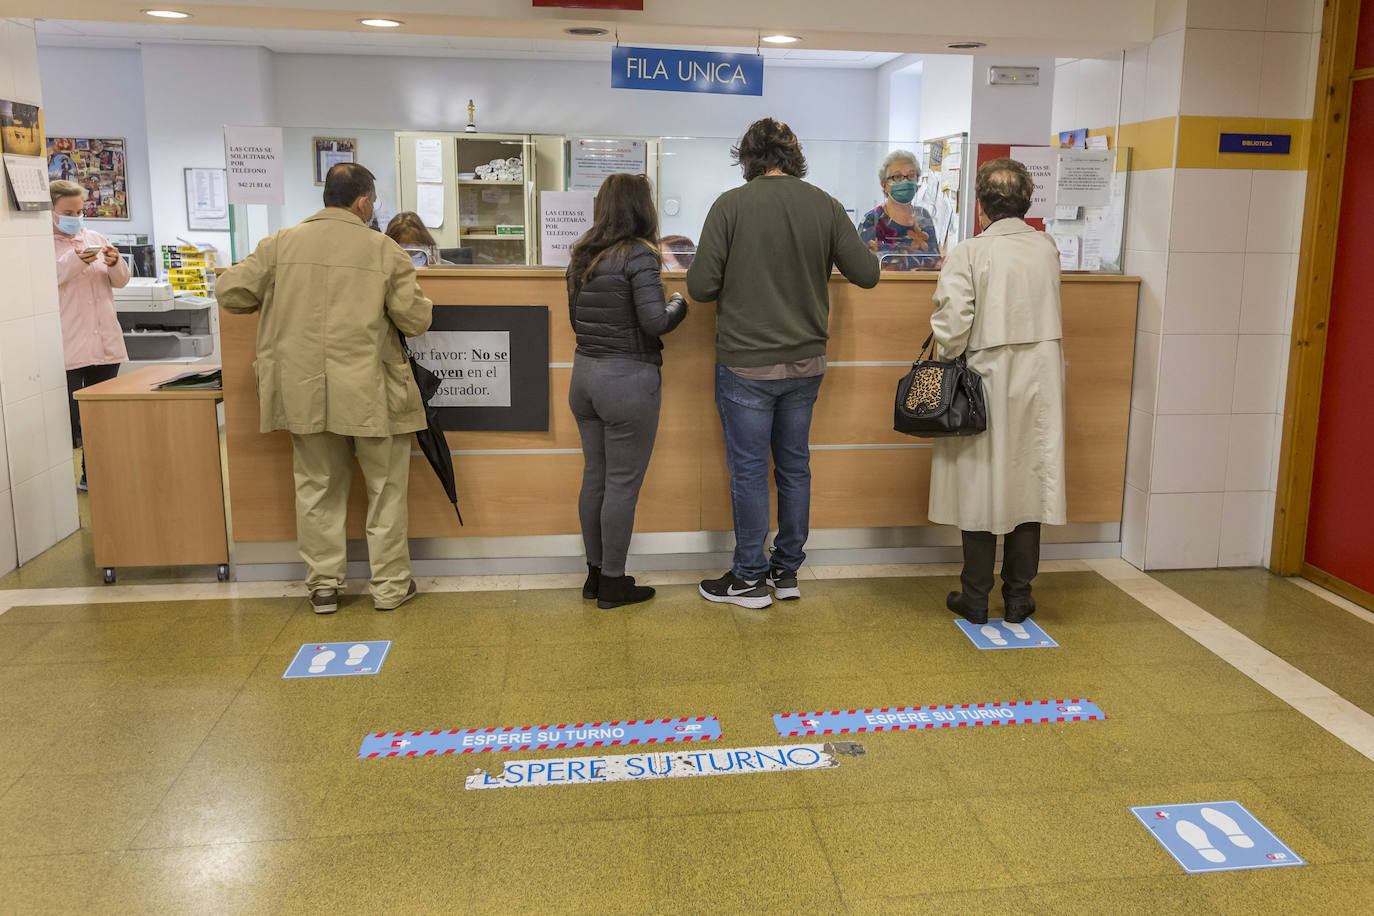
[
  {"xmin": 929, "ymin": 157, "xmax": 1066, "ymax": 626},
  {"xmin": 219, "ymin": 163, "xmax": 434, "ymax": 613}
]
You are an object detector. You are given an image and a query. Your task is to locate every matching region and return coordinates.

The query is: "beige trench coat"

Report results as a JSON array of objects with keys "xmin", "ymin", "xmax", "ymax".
[
  {"xmin": 219, "ymin": 208, "xmax": 434, "ymax": 437},
  {"xmin": 927, "ymin": 218, "xmax": 1067, "ymax": 534}
]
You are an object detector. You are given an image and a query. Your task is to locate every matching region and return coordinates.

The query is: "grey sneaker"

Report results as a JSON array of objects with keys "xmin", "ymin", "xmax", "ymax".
[
  {"xmin": 310, "ymin": 588, "xmax": 339, "ymax": 615},
  {"xmin": 766, "ymin": 566, "xmax": 800, "ymax": 600},
  {"xmin": 375, "ymin": 580, "xmax": 417, "ymax": 612}
]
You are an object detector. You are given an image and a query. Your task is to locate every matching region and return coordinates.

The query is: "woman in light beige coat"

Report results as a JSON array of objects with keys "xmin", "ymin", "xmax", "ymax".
[{"xmin": 928, "ymin": 157, "xmax": 1066, "ymax": 626}]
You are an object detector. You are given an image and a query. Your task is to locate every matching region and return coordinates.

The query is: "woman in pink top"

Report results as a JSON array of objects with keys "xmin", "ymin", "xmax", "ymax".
[{"xmin": 51, "ymin": 179, "xmax": 129, "ymax": 490}]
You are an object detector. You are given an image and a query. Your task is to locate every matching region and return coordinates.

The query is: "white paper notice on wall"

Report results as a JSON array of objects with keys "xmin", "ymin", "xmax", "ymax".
[
  {"xmin": 408, "ymin": 331, "xmax": 511, "ymax": 407},
  {"xmin": 1056, "ymin": 149, "xmax": 1113, "ymax": 208},
  {"xmin": 540, "ymin": 190, "xmax": 595, "ymax": 268},
  {"xmin": 1054, "ymin": 233, "xmax": 1080, "ymax": 270},
  {"xmin": 415, "ymin": 139, "xmax": 443, "ymax": 183},
  {"xmin": 1009, "ymin": 146, "xmax": 1057, "ymax": 219},
  {"xmin": 417, "ymin": 183, "xmax": 444, "ymax": 228},
  {"xmin": 1082, "ymin": 212, "xmax": 1104, "ymax": 271},
  {"xmin": 223, "ymin": 125, "xmax": 284, "ymax": 206}
]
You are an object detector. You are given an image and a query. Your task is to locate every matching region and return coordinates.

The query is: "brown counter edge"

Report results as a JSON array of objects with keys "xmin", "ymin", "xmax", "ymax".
[{"xmin": 74, "ymin": 363, "xmax": 224, "ymax": 401}]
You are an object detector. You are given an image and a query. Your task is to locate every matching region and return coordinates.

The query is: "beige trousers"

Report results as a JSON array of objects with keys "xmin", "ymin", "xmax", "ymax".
[{"xmin": 290, "ymin": 431, "xmax": 412, "ymax": 605}]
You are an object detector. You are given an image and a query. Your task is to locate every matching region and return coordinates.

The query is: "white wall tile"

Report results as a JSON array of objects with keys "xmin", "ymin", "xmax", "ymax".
[
  {"xmin": 1122, "ymin": 483, "xmax": 1149, "ymax": 568},
  {"xmin": 11, "ymin": 472, "xmax": 55, "ymax": 565},
  {"xmin": 0, "ymin": 408, "xmax": 8, "ymax": 493},
  {"xmin": 1240, "ymin": 252, "xmax": 1296, "ymax": 333},
  {"xmin": 1170, "ymin": 169, "xmax": 1252, "ymax": 252},
  {"xmin": 1125, "ymin": 248, "xmax": 1168, "ymax": 332},
  {"xmin": 1265, "ymin": 0, "xmax": 1321, "ymax": 33},
  {"xmin": 3, "ymin": 393, "xmax": 45, "ymax": 487},
  {"xmin": 1126, "ymin": 168, "xmax": 1176, "ymax": 253},
  {"xmin": 1120, "ymin": 46, "xmax": 1149, "ymax": 125},
  {"xmin": 42, "ymin": 386, "xmax": 72, "ymax": 471},
  {"xmin": 6, "ymin": 20, "xmax": 41, "ymax": 103},
  {"xmin": 0, "ymin": 487, "xmax": 15, "ymax": 577},
  {"xmin": 1162, "ymin": 252, "xmax": 1244, "ymax": 333},
  {"xmin": 1156, "ymin": 0, "xmax": 1189, "ymax": 35},
  {"xmin": 1126, "ymin": 408, "xmax": 1155, "ymax": 490},
  {"xmin": 1226, "ymin": 412, "xmax": 1279, "ymax": 490},
  {"xmin": 1151, "ymin": 413, "xmax": 1231, "ymax": 492},
  {"xmin": 1078, "ymin": 57, "xmax": 1124, "ymax": 128},
  {"xmin": 1187, "ymin": 0, "xmax": 1269, "ymax": 30},
  {"xmin": 0, "ymin": 317, "xmax": 41, "ymax": 406},
  {"xmin": 1053, "ymin": 60, "xmax": 1081, "ymax": 134},
  {"xmin": 1259, "ymin": 31, "xmax": 1315, "ymax": 120},
  {"xmin": 1132, "ymin": 330, "xmax": 1162, "ymax": 412},
  {"xmin": 1219, "ymin": 490, "xmax": 1272, "ymax": 566},
  {"xmin": 1246, "ymin": 169, "xmax": 1306, "ymax": 253},
  {"xmin": 27, "ymin": 235, "xmax": 59, "ymax": 316},
  {"xmin": 1145, "ymin": 30, "xmax": 1186, "ymax": 120},
  {"xmin": 1145, "ymin": 491, "xmax": 1224, "ymax": 569},
  {"xmin": 1157, "ymin": 333, "xmax": 1238, "ymax": 414},
  {"xmin": 0, "ymin": 239, "xmax": 31, "ymax": 322},
  {"xmin": 1272, "ymin": 348, "xmax": 1291, "ymax": 414},
  {"xmin": 35, "ymin": 311, "xmax": 66, "ymax": 394},
  {"xmin": 1232, "ymin": 333, "xmax": 1287, "ymax": 413},
  {"xmin": 1180, "ymin": 29, "xmax": 1265, "ymax": 117},
  {"xmin": 46, "ymin": 464, "xmax": 78, "ymax": 543}
]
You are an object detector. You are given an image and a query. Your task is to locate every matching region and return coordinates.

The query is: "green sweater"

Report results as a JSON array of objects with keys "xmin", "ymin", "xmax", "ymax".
[{"xmin": 686, "ymin": 175, "xmax": 880, "ymax": 367}]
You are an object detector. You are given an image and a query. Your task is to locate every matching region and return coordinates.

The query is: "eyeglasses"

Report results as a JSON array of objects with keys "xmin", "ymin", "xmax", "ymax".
[{"xmin": 885, "ymin": 172, "xmax": 918, "ymax": 183}]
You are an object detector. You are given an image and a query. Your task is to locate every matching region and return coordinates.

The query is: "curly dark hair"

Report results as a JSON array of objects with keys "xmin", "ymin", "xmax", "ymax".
[
  {"xmin": 731, "ymin": 118, "xmax": 808, "ymax": 181},
  {"xmin": 976, "ymin": 158, "xmax": 1035, "ymax": 222}
]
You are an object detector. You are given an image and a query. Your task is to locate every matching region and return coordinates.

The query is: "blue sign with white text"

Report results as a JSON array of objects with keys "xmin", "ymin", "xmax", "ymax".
[
  {"xmin": 359, "ymin": 716, "xmax": 722, "ymax": 757},
  {"xmin": 1130, "ymin": 802, "xmax": 1305, "ymax": 873},
  {"xmin": 611, "ymin": 46, "xmax": 764, "ymax": 96},
  {"xmin": 283, "ymin": 641, "xmax": 390, "ymax": 679},
  {"xmin": 775, "ymin": 699, "xmax": 1105, "ymax": 737},
  {"xmin": 954, "ymin": 617, "xmax": 1058, "ymax": 650},
  {"xmin": 1219, "ymin": 133, "xmax": 1291, "ymax": 154}
]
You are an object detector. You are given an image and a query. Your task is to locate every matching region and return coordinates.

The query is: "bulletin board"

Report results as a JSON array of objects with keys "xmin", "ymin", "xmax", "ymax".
[{"xmin": 46, "ymin": 137, "xmax": 129, "ymax": 219}]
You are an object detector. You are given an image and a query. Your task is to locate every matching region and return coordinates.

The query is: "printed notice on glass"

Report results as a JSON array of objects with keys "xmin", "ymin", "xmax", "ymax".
[
  {"xmin": 1081, "ymin": 212, "xmax": 1105, "ymax": 271},
  {"xmin": 540, "ymin": 190, "xmax": 595, "ymax": 268},
  {"xmin": 409, "ymin": 331, "xmax": 511, "ymax": 408},
  {"xmin": 415, "ymin": 139, "xmax": 443, "ymax": 183},
  {"xmin": 1010, "ymin": 146, "xmax": 1057, "ymax": 219},
  {"xmin": 1054, "ymin": 234, "xmax": 1080, "ymax": 270},
  {"xmin": 416, "ymin": 183, "xmax": 444, "ymax": 228},
  {"xmin": 1056, "ymin": 149, "xmax": 1113, "ymax": 207},
  {"xmin": 223, "ymin": 125, "xmax": 284, "ymax": 205},
  {"xmin": 570, "ymin": 137, "xmax": 646, "ymax": 192}
]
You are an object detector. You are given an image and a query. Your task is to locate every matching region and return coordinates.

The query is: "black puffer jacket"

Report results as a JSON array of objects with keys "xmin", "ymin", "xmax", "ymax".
[{"xmin": 567, "ymin": 240, "xmax": 686, "ymax": 364}]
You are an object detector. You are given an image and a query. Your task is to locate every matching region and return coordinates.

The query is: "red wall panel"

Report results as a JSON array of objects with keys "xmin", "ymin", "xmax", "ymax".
[
  {"xmin": 1356, "ymin": 0, "xmax": 1374, "ymax": 70},
  {"xmin": 1305, "ymin": 78, "xmax": 1374, "ymax": 593}
]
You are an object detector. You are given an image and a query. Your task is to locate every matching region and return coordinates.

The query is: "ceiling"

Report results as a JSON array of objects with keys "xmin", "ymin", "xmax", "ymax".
[{"xmin": 34, "ymin": 20, "xmax": 906, "ymax": 69}]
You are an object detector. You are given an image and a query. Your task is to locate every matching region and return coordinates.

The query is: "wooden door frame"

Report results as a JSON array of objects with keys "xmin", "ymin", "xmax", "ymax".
[{"xmin": 1271, "ymin": 0, "xmax": 1365, "ymax": 576}]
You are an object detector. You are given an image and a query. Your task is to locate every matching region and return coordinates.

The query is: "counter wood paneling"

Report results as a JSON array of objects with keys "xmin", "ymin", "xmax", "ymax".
[{"xmin": 220, "ymin": 270, "xmax": 1138, "ymax": 544}]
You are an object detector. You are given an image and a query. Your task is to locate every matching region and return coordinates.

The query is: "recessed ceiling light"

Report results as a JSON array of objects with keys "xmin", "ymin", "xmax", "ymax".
[
  {"xmin": 564, "ymin": 27, "xmax": 609, "ymax": 36},
  {"xmin": 761, "ymin": 34, "xmax": 801, "ymax": 44},
  {"xmin": 946, "ymin": 41, "xmax": 986, "ymax": 49},
  {"xmin": 141, "ymin": 9, "xmax": 192, "ymax": 18},
  {"xmin": 358, "ymin": 18, "xmax": 404, "ymax": 28}
]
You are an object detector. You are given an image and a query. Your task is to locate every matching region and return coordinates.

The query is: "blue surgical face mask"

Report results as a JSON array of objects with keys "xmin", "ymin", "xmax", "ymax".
[
  {"xmin": 55, "ymin": 214, "xmax": 84, "ymax": 235},
  {"xmin": 888, "ymin": 180, "xmax": 916, "ymax": 205}
]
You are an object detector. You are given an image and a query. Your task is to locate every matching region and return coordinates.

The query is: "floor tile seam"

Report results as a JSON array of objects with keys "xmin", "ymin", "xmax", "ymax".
[
  {"xmin": 1087, "ymin": 558, "xmax": 1374, "ymax": 764},
  {"xmin": 1288, "ymin": 577, "xmax": 1374, "ymax": 627},
  {"xmin": 800, "ymin": 807, "xmax": 862, "ymax": 912}
]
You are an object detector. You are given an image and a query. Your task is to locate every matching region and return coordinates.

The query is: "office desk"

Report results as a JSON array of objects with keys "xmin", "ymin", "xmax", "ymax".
[{"xmin": 75, "ymin": 363, "xmax": 228, "ymax": 583}]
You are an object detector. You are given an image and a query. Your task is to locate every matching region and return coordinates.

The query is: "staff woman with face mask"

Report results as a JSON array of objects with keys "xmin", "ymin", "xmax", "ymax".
[
  {"xmin": 857, "ymin": 150, "xmax": 941, "ymax": 271},
  {"xmin": 50, "ymin": 179, "xmax": 130, "ymax": 491}
]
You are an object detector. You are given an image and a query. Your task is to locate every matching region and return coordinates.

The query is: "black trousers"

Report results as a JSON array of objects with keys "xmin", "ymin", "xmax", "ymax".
[
  {"xmin": 959, "ymin": 522, "xmax": 1041, "ymax": 609},
  {"xmin": 66, "ymin": 363, "xmax": 121, "ymax": 480}
]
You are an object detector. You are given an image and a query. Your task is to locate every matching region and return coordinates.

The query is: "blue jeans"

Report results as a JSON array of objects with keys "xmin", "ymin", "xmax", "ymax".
[{"xmin": 715, "ymin": 365, "xmax": 824, "ymax": 581}]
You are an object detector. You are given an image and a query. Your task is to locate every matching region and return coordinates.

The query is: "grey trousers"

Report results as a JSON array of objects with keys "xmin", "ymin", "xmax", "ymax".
[{"xmin": 569, "ymin": 354, "xmax": 662, "ymax": 577}]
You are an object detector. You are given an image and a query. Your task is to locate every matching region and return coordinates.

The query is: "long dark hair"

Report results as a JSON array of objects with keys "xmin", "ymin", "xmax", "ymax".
[
  {"xmin": 731, "ymin": 118, "xmax": 808, "ymax": 181},
  {"xmin": 567, "ymin": 173, "xmax": 660, "ymax": 281}
]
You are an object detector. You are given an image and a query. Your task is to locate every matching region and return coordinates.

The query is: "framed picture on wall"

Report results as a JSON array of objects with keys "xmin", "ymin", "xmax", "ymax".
[
  {"xmin": 0, "ymin": 99, "xmax": 45, "ymax": 157},
  {"xmin": 184, "ymin": 167, "xmax": 230, "ymax": 231},
  {"xmin": 46, "ymin": 136, "xmax": 129, "ymax": 220},
  {"xmin": 313, "ymin": 136, "xmax": 356, "ymax": 185}
]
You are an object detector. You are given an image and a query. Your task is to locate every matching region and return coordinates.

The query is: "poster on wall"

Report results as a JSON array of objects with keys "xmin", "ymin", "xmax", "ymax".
[
  {"xmin": 539, "ymin": 190, "xmax": 595, "ymax": 267},
  {"xmin": 185, "ymin": 168, "xmax": 230, "ymax": 231},
  {"xmin": 0, "ymin": 99, "xmax": 44, "ymax": 157},
  {"xmin": 223, "ymin": 125, "xmax": 284, "ymax": 206},
  {"xmin": 570, "ymin": 138, "xmax": 646, "ymax": 192},
  {"xmin": 1009, "ymin": 146, "xmax": 1057, "ymax": 220},
  {"xmin": 46, "ymin": 137, "xmax": 128, "ymax": 219},
  {"xmin": 313, "ymin": 136, "xmax": 356, "ymax": 185}
]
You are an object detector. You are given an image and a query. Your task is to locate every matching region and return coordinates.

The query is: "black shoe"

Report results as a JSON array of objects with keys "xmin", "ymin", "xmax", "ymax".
[
  {"xmin": 1003, "ymin": 598, "xmax": 1036, "ymax": 625},
  {"xmin": 582, "ymin": 564, "xmax": 601, "ymax": 600},
  {"xmin": 699, "ymin": 571, "xmax": 772, "ymax": 609},
  {"xmin": 311, "ymin": 588, "xmax": 339, "ymax": 615},
  {"xmin": 77, "ymin": 477, "xmax": 88, "ymax": 493},
  {"xmin": 375, "ymin": 580, "xmax": 417, "ymax": 612},
  {"xmin": 947, "ymin": 591, "xmax": 988, "ymax": 625},
  {"xmin": 766, "ymin": 566, "xmax": 800, "ymax": 600},
  {"xmin": 597, "ymin": 574, "xmax": 654, "ymax": 609}
]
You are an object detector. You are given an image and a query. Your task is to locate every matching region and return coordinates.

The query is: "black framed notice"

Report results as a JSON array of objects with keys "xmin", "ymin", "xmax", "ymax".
[{"xmin": 407, "ymin": 305, "xmax": 549, "ymax": 431}]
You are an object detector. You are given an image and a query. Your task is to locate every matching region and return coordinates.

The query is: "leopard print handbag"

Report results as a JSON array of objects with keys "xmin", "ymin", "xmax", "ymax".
[{"xmin": 893, "ymin": 333, "xmax": 987, "ymax": 438}]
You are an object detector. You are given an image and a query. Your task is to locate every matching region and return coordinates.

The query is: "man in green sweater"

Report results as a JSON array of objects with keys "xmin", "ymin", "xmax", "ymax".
[{"xmin": 687, "ymin": 118, "xmax": 880, "ymax": 608}]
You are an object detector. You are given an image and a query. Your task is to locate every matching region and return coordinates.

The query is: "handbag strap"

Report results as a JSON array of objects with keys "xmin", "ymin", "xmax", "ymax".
[{"xmin": 919, "ymin": 333, "xmax": 935, "ymax": 362}]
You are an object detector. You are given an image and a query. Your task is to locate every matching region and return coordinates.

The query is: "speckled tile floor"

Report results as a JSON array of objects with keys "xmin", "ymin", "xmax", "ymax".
[{"xmin": 1, "ymin": 564, "xmax": 1373, "ymax": 914}]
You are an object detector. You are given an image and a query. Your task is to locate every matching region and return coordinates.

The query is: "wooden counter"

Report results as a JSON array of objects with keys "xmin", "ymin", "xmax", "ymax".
[{"xmin": 220, "ymin": 270, "xmax": 1139, "ymax": 544}]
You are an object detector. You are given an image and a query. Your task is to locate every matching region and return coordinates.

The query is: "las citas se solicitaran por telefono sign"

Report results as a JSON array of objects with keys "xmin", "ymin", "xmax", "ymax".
[{"xmin": 409, "ymin": 331, "xmax": 512, "ymax": 408}]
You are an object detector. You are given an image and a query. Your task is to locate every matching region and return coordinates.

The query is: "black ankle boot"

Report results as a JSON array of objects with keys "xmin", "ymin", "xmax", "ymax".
[
  {"xmin": 1003, "ymin": 597, "xmax": 1036, "ymax": 624},
  {"xmin": 582, "ymin": 565, "xmax": 600, "ymax": 600},
  {"xmin": 946, "ymin": 591, "xmax": 989, "ymax": 625},
  {"xmin": 597, "ymin": 574, "xmax": 655, "ymax": 609}
]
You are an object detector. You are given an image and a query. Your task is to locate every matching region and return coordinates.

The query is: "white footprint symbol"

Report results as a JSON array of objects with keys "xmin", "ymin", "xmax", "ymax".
[
  {"xmin": 981, "ymin": 625, "xmax": 1008, "ymax": 646},
  {"xmin": 345, "ymin": 644, "xmax": 370, "ymax": 666},
  {"xmin": 308, "ymin": 649, "xmax": 336, "ymax": 673},
  {"xmin": 1175, "ymin": 819, "xmax": 1226, "ymax": 863},
  {"xmin": 1004, "ymin": 621, "xmax": 1031, "ymax": 640},
  {"xmin": 1201, "ymin": 807, "xmax": 1254, "ymax": 848}
]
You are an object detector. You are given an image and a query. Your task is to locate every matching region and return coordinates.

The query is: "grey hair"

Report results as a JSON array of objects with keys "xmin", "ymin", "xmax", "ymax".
[
  {"xmin": 49, "ymin": 179, "xmax": 86, "ymax": 206},
  {"xmin": 878, "ymin": 149, "xmax": 920, "ymax": 185}
]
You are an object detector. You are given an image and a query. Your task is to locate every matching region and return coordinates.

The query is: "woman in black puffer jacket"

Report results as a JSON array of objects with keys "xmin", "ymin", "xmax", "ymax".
[{"xmin": 567, "ymin": 173, "xmax": 688, "ymax": 609}]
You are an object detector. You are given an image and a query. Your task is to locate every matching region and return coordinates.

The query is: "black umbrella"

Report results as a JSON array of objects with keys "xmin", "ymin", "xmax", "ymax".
[{"xmin": 402, "ymin": 331, "xmax": 463, "ymax": 525}]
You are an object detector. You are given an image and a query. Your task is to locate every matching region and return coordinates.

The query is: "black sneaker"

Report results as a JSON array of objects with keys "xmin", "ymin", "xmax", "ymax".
[
  {"xmin": 699, "ymin": 571, "xmax": 772, "ymax": 609},
  {"xmin": 766, "ymin": 566, "xmax": 800, "ymax": 600},
  {"xmin": 311, "ymin": 588, "xmax": 339, "ymax": 615}
]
